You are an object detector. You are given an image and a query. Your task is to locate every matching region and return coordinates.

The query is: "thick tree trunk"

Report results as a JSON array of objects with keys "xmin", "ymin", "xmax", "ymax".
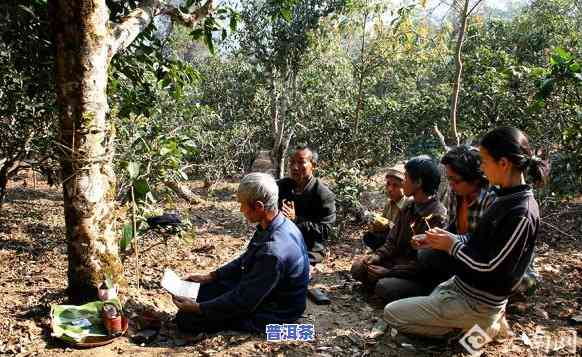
[
  {"xmin": 48, "ymin": 0, "xmax": 213, "ymax": 303},
  {"xmin": 49, "ymin": 0, "xmax": 123, "ymax": 304}
]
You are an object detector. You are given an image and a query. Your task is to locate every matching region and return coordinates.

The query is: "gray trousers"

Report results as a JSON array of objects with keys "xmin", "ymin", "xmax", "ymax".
[
  {"xmin": 383, "ymin": 278, "xmax": 507, "ymax": 338},
  {"xmin": 351, "ymin": 256, "xmax": 430, "ymax": 304}
]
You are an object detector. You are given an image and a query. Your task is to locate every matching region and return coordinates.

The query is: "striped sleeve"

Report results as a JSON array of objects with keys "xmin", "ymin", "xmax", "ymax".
[{"xmin": 450, "ymin": 215, "xmax": 530, "ymax": 272}]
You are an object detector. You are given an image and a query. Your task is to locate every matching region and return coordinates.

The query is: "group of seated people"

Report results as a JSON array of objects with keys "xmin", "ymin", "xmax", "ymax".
[{"xmin": 171, "ymin": 126, "xmax": 545, "ymax": 345}]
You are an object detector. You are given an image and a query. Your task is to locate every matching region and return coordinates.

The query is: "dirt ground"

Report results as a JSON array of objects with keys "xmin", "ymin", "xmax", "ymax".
[{"xmin": 0, "ymin": 177, "xmax": 581, "ymax": 356}]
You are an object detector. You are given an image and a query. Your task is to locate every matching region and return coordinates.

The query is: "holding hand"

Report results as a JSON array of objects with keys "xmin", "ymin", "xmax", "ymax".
[
  {"xmin": 281, "ymin": 199, "xmax": 296, "ymax": 221},
  {"xmin": 424, "ymin": 227, "xmax": 457, "ymax": 252},
  {"xmin": 172, "ymin": 295, "xmax": 201, "ymax": 314},
  {"xmin": 363, "ymin": 254, "xmax": 381, "ymax": 266},
  {"xmin": 366, "ymin": 264, "xmax": 390, "ymax": 280},
  {"xmin": 369, "ymin": 215, "xmax": 391, "ymax": 232},
  {"xmin": 184, "ymin": 272, "xmax": 215, "ymax": 284}
]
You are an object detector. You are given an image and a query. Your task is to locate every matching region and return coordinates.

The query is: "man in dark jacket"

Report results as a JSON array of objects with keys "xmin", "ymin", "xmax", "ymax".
[
  {"xmin": 277, "ymin": 145, "xmax": 336, "ymax": 265},
  {"xmin": 172, "ymin": 173, "xmax": 310, "ymax": 334},
  {"xmin": 351, "ymin": 156, "xmax": 447, "ymax": 304}
]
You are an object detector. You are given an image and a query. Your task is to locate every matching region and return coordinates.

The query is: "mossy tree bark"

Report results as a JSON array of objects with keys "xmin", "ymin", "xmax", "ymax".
[{"xmin": 48, "ymin": 0, "xmax": 212, "ymax": 303}]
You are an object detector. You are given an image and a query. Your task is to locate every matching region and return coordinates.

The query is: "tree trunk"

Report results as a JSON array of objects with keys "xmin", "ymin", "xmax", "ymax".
[
  {"xmin": 49, "ymin": 0, "xmax": 123, "ymax": 304},
  {"xmin": 0, "ymin": 164, "xmax": 9, "ymax": 207},
  {"xmin": 449, "ymin": 0, "xmax": 470, "ymax": 146}
]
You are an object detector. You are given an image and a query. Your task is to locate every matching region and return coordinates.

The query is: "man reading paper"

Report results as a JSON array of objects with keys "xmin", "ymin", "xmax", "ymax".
[{"xmin": 172, "ymin": 173, "xmax": 310, "ymax": 334}]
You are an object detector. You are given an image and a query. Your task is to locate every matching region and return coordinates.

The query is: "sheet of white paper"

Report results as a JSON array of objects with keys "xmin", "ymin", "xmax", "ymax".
[{"xmin": 161, "ymin": 269, "xmax": 200, "ymax": 301}]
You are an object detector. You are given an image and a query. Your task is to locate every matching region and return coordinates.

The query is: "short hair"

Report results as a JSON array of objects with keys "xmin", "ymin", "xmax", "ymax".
[
  {"xmin": 404, "ymin": 155, "xmax": 441, "ymax": 196},
  {"xmin": 238, "ymin": 173, "xmax": 278, "ymax": 212},
  {"xmin": 294, "ymin": 144, "xmax": 319, "ymax": 165},
  {"xmin": 441, "ymin": 145, "xmax": 487, "ymax": 186}
]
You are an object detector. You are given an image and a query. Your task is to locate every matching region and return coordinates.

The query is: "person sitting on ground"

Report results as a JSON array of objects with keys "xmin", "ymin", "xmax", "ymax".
[
  {"xmin": 362, "ymin": 163, "xmax": 408, "ymax": 251},
  {"xmin": 417, "ymin": 145, "xmax": 495, "ymax": 288},
  {"xmin": 172, "ymin": 173, "xmax": 310, "ymax": 335},
  {"xmin": 384, "ymin": 127, "xmax": 545, "ymax": 341},
  {"xmin": 351, "ymin": 155, "xmax": 447, "ymax": 304},
  {"xmin": 277, "ymin": 144, "xmax": 336, "ymax": 265}
]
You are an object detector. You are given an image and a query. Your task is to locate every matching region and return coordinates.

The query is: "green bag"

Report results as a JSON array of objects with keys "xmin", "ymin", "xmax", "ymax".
[{"xmin": 50, "ymin": 298, "xmax": 122, "ymax": 344}]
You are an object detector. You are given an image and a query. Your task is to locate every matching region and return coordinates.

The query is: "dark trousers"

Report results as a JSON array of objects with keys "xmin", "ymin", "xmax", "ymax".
[
  {"xmin": 175, "ymin": 279, "xmax": 257, "ymax": 334},
  {"xmin": 363, "ymin": 232, "xmax": 388, "ymax": 251}
]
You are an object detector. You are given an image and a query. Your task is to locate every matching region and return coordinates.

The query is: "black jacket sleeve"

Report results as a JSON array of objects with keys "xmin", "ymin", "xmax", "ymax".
[
  {"xmin": 295, "ymin": 188, "xmax": 336, "ymax": 249},
  {"xmin": 214, "ymin": 255, "xmax": 243, "ymax": 281}
]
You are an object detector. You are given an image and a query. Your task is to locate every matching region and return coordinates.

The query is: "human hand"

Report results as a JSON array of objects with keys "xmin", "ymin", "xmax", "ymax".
[
  {"xmin": 424, "ymin": 227, "xmax": 456, "ymax": 252},
  {"xmin": 364, "ymin": 254, "xmax": 381, "ymax": 265},
  {"xmin": 281, "ymin": 200, "xmax": 296, "ymax": 221},
  {"xmin": 172, "ymin": 295, "xmax": 201, "ymax": 313},
  {"xmin": 366, "ymin": 264, "xmax": 390, "ymax": 280},
  {"xmin": 410, "ymin": 234, "xmax": 430, "ymax": 249},
  {"xmin": 369, "ymin": 215, "xmax": 390, "ymax": 232},
  {"xmin": 184, "ymin": 272, "xmax": 215, "ymax": 284}
]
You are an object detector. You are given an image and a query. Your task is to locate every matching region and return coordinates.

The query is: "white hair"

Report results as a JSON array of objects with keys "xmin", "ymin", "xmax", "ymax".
[{"xmin": 238, "ymin": 173, "xmax": 278, "ymax": 212}]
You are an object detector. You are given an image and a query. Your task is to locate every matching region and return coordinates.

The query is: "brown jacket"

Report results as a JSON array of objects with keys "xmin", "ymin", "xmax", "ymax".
[{"xmin": 375, "ymin": 196, "xmax": 447, "ymax": 267}]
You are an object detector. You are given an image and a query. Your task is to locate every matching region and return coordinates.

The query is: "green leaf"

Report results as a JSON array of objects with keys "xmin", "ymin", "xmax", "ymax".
[
  {"xmin": 127, "ymin": 161, "xmax": 140, "ymax": 179},
  {"xmin": 569, "ymin": 62, "xmax": 581, "ymax": 74},
  {"xmin": 120, "ymin": 223, "xmax": 133, "ymax": 251},
  {"xmin": 18, "ymin": 5, "xmax": 37, "ymax": 18},
  {"xmin": 221, "ymin": 29, "xmax": 227, "ymax": 41},
  {"xmin": 229, "ymin": 12, "xmax": 239, "ymax": 32},
  {"xmin": 190, "ymin": 28, "xmax": 204, "ymax": 40},
  {"xmin": 280, "ymin": 8, "xmax": 293, "ymax": 22},
  {"xmin": 133, "ymin": 179, "xmax": 151, "ymax": 201},
  {"xmin": 204, "ymin": 30, "xmax": 215, "ymax": 54}
]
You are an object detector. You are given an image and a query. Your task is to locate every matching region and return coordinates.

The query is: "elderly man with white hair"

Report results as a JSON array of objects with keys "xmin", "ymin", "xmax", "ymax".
[{"xmin": 172, "ymin": 173, "xmax": 310, "ymax": 335}]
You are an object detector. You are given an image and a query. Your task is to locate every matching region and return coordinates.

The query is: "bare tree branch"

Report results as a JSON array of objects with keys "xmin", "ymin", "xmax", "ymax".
[
  {"xmin": 432, "ymin": 124, "xmax": 450, "ymax": 151},
  {"xmin": 109, "ymin": 0, "xmax": 214, "ymax": 57},
  {"xmin": 468, "ymin": 0, "xmax": 485, "ymax": 16},
  {"xmin": 162, "ymin": 0, "xmax": 214, "ymax": 27}
]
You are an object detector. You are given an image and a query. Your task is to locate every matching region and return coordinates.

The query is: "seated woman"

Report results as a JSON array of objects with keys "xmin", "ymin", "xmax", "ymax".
[
  {"xmin": 351, "ymin": 156, "xmax": 447, "ymax": 304},
  {"xmin": 362, "ymin": 163, "xmax": 407, "ymax": 250},
  {"xmin": 417, "ymin": 145, "xmax": 495, "ymax": 288},
  {"xmin": 384, "ymin": 127, "xmax": 545, "ymax": 342}
]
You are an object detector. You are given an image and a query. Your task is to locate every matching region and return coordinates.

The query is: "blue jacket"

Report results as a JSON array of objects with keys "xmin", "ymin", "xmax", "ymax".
[{"xmin": 199, "ymin": 213, "xmax": 309, "ymax": 323}]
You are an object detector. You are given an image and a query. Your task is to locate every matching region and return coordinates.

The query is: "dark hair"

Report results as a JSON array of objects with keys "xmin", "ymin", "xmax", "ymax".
[
  {"xmin": 294, "ymin": 144, "xmax": 319, "ymax": 164},
  {"xmin": 480, "ymin": 127, "xmax": 546, "ymax": 185},
  {"xmin": 405, "ymin": 155, "xmax": 441, "ymax": 196},
  {"xmin": 441, "ymin": 145, "xmax": 487, "ymax": 186}
]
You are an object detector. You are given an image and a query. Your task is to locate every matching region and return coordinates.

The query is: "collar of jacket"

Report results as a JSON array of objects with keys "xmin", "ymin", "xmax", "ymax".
[
  {"xmin": 253, "ymin": 212, "xmax": 286, "ymax": 243},
  {"xmin": 453, "ymin": 186, "xmax": 490, "ymax": 208},
  {"xmin": 291, "ymin": 176, "xmax": 316, "ymax": 194},
  {"xmin": 412, "ymin": 196, "xmax": 440, "ymax": 217}
]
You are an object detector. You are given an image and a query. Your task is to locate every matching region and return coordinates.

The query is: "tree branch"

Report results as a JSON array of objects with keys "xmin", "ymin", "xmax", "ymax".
[
  {"xmin": 432, "ymin": 124, "xmax": 450, "ymax": 151},
  {"xmin": 162, "ymin": 0, "xmax": 214, "ymax": 27},
  {"xmin": 109, "ymin": 0, "xmax": 214, "ymax": 57},
  {"xmin": 468, "ymin": 0, "xmax": 485, "ymax": 16},
  {"xmin": 109, "ymin": 0, "xmax": 160, "ymax": 57}
]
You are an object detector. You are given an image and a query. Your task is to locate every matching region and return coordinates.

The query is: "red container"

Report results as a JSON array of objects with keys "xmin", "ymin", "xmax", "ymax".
[{"xmin": 102, "ymin": 303, "xmax": 123, "ymax": 336}]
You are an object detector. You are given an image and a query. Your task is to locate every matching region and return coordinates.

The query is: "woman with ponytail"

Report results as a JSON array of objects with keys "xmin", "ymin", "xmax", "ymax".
[{"xmin": 383, "ymin": 127, "xmax": 546, "ymax": 341}]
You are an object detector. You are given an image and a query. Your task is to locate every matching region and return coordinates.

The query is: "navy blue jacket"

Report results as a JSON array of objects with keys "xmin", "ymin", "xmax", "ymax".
[{"xmin": 199, "ymin": 213, "xmax": 309, "ymax": 322}]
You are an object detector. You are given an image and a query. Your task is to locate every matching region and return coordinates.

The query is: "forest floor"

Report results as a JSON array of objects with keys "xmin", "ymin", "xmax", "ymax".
[{"xmin": 0, "ymin": 177, "xmax": 581, "ymax": 356}]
